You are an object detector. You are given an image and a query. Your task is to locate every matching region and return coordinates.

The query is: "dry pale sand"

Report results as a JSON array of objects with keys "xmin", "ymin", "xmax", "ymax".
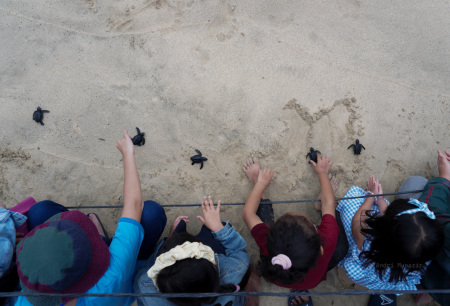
[{"xmin": 0, "ymin": 0, "xmax": 449, "ymax": 305}]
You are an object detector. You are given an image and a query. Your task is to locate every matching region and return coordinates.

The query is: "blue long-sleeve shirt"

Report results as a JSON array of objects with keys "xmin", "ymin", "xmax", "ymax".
[{"xmin": 134, "ymin": 222, "xmax": 250, "ymax": 306}]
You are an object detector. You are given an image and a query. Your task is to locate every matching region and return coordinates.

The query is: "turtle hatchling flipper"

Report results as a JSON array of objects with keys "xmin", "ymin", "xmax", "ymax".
[
  {"xmin": 200, "ymin": 161, "xmax": 203, "ymax": 169},
  {"xmin": 191, "ymin": 161, "xmax": 195, "ymax": 165},
  {"xmin": 195, "ymin": 149, "xmax": 202, "ymax": 156},
  {"xmin": 142, "ymin": 138, "xmax": 145, "ymax": 145},
  {"xmin": 348, "ymin": 144, "xmax": 354, "ymax": 149},
  {"xmin": 361, "ymin": 145, "xmax": 366, "ymax": 150},
  {"xmin": 43, "ymin": 110, "xmax": 50, "ymax": 113},
  {"xmin": 40, "ymin": 121, "xmax": 44, "ymax": 126}
]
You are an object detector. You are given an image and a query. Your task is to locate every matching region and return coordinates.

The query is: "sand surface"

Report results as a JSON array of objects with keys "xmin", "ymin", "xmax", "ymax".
[{"xmin": 1, "ymin": 0, "xmax": 449, "ymax": 305}]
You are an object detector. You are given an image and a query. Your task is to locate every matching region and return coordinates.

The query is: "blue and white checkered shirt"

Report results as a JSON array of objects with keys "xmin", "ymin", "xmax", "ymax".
[{"xmin": 336, "ymin": 186, "xmax": 424, "ymax": 290}]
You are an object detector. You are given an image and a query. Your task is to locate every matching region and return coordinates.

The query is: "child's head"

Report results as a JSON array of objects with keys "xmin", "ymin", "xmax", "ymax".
[
  {"xmin": 259, "ymin": 212, "xmax": 321, "ymax": 285},
  {"xmin": 360, "ymin": 199, "xmax": 444, "ymax": 283},
  {"xmin": 154, "ymin": 232, "xmax": 234, "ymax": 306}
]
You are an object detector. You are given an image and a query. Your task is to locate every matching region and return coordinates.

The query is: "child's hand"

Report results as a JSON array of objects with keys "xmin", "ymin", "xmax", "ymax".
[
  {"xmin": 310, "ymin": 155, "xmax": 332, "ymax": 175},
  {"xmin": 197, "ymin": 196, "xmax": 224, "ymax": 232},
  {"xmin": 256, "ymin": 168, "xmax": 274, "ymax": 189},
  {"xmin": 116, "ymin": 130, "xmax": 135, "ymax": 157},
  {"xmin": 367, "ymin": 175, "xmax": 383, "ymax": 194},
  {"xmin": 168, "ymin": 216, "xmax": 189, "ymax": 238},
  {"xmin": 437, "ymin": 150, "xmax": 450, "ymax": 181}
]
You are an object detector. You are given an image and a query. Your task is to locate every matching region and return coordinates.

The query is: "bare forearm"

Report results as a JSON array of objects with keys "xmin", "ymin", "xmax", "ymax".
[
  {"xmin": 122, "ymin": 154, "xmax": 143, "ymax": 220},
  {"xmin": 318, "ymin": 173, "xmax": 335, "ymax": 216},
  {"xmin": 242, "ymin": 183, "xmax": 265, "ymax": 229},
  {"xmin": 376, "ymin": 198, "xmax": 388, "ymax": 215}
]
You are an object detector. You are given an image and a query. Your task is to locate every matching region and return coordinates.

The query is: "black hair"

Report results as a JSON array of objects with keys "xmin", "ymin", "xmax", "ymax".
[
  {"xmin": 258, "ymin": 213, "xmax": 321, "ymax": 285},
  {"xmin": 0, "ymin": 263, "xmax": 19, "ymax": 306},
  {"xmin": 156, "ymin": 232, "xmax": 236, "ymax": 306},
  {"xmin": 360, "ymin": 199, "xmax": 444, "ymax": 283}
]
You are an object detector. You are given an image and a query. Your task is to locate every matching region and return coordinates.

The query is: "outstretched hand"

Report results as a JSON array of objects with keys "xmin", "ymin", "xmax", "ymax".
[
  {"xmin": 256, "ymin": 168, "xmax": 274, "ymax": 189},
  {"xmin": 367, "ymin": 175, "xmax": 383, "ymax": 195},
  {"xmin": 197, "ymin": 196, "xmax": 224, "ymax": 232},
  {"xmin": 168, "ymin": 216, "xmax": 189, "ymax": 238},
  {"xmin": 310, "ymin": 154, "xmax": 332, "ymax": 175},
  {"xmin": 437, "ymin": 150, "xmax": 450, "ymax": 181},
  {"xmin": 116, "ymin": 130, "xmax": 134, "ymax": 157}
]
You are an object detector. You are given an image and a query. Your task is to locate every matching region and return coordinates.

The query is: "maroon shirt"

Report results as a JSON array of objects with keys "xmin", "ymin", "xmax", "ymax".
[{"xmin": 250, "ymin": 214, "xmax": 339, "ymax": 289}]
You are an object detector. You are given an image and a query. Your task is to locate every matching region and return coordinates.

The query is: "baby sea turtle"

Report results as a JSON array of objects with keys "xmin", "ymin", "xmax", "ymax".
[
  {"xmin": 348, "ymin": 139, "xmax": 365, "ymax": 155},
  {"xmin": 131, "ymin": 127, "xmax": 145, "ymax": 146},
  {"xmin": 306, "ymin": 147, "xmax": 321, "ymax": 164},
  {"xmin": 32, "ymin": 107, "xmax": 50, "ymax": 126},
  {"xmin": 190, "ymin": 149, "xmax": 207, "ymax": 169}
]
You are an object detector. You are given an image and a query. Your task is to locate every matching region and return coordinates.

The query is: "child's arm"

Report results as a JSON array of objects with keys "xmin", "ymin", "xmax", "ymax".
[
  {"xmin": 242, "ymin": 168, "xmax": 274, "ymax": 231},
  {"xmin": 369, "ymin": 176, "xmax": 388, "ymax": 215},
  {"xmin": 116, "ymin": 130, "xmax": 144, "ymax": 222},
  {"xmin": 197, "ymin": 196, "xmax": 224, "ymax": 232},
  {"xmin": 351, "ymin": 176, "xmax": 382, "ymax": 250},
  {"xmin": 310, "ymin": 155, "xmax": 335, "ymax": 217}
]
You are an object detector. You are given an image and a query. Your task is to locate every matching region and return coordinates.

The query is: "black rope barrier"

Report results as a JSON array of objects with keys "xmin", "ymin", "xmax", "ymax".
[
  {"xmin": 1, "ymin": 288, "xmax": 450, "ymax": 298},
  {"xmin": 66, "ymin": 190, "xmax": 424, "ymax": 209},
  {"xmin": 6, "ymin": 188, "xmax": 447, "ymax": 300}
]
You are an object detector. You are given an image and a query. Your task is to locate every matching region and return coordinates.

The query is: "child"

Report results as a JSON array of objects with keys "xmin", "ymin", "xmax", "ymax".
[
  {"xmin": 337, "ymin": 174, "xmax": 444, "ymax": 304},
  {"xmin": 15, "ymin": 130, "xmax": 162, "ymax": 306},
  {"xmin": 242, "ymin": 155, "xmax": 346, "ymax": 305},
  {"xmin": 418, "ymin": 149, "xmax": 450, "ymax": 305},
  {"xmin": 134, "ymin": 196, "xmax": 250, "ymax": 306}
]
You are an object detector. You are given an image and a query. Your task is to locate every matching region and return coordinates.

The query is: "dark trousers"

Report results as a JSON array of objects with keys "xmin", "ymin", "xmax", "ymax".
[
  {"xmin": 25, "ymin": 200, "xmax": 167, "ymax": 261},
  {"xmin": 173, "ymin": 219, "xmax": 226, "ymax": 255},
  {"xmin": 327, "ymin": 210, "xmax": 349, "ymax": 270}
]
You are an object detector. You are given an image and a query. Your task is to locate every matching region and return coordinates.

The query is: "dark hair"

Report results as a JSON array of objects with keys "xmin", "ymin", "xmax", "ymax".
[
  {"xmin": 258, "ymin": 213, "xmax": 321, "ymax": 285},
  {"xmin": 360, "ymin": 199, "xmax": 444, "ymax": 283},
  {"xmin": 156, "ymin": 232, "xmax": 235, "ymax": 306}
]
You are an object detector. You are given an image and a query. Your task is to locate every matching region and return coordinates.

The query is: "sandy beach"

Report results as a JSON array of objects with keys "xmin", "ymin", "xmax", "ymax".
[{"xmin": 1, "ymin": 0, "xmax": 449, "ymax": 305}]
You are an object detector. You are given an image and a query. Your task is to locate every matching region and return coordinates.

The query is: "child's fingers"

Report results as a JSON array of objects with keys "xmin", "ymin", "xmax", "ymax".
[
  {"xmin": 208, "ymin": 196, "xmax": 214, "ymax": 209},
  {"xmin": 201, "ymin": 197, "xmax": 207, "ymax": 212},
  {"xmin": 196, "ymin": 216, "xmax": 205, "ymax": 224},
  {"xmin": 216, "ymin": 200, "xmax": 221, "ymax": 211},
  {"xmin": 310, "ymin": 160, "xmax": 317, "ymax": 166}
]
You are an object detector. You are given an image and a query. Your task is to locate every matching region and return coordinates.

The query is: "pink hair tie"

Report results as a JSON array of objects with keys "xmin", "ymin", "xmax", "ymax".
[
  {"xmin": 271, "ymin": 254, "xmax": 292, "ymax": 270},
  {"xmin": 234, "ymin": 284, "xmax": 241, "ymax": 292}
]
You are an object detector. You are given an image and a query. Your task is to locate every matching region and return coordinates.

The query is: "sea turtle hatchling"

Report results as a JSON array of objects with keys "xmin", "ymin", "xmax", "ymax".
[
  {"xmin": 32, "ymin": 107, "xmax": 50, "ymax": 126},
  {"xmin": 306, "ymin": 147, "xmax": 321, "ymax": 164},
  {"xmin": 132, "ymin": 127, "xmax": 145, "ymax": 146},
  {"xmin": 348, "ymin": 139, "xmax": 365, "ymax": 155},
  {"xmin": 190, "ymin": 149, "xmax": 208, "ymax": 169}
]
